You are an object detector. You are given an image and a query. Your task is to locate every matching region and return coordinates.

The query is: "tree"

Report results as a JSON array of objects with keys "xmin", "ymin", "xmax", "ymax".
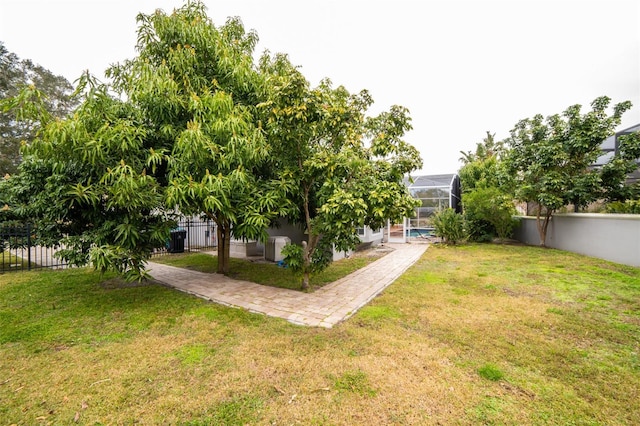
[
  {"xmin": 458, "ymin": 148, "xmax": 507, "ymax": 194},
  {"xmin": 459, "ymin": 131, "xmax": 504, "ymax": 165},
  {"xmin": 2, "ymin": 1, "xmax": 422, "ymax": 282},
  {"xmin": 0, "ymin": 42, "xmax": 75, "ymax": 175},
  {"xmin": 1, "ymin": 75, "xmax": 175, "ymax": 279},
  {"xmin": 109, "ymin": 2, "xmax": 294, "ymax": 274},
  {"xmin": 505, "ymin": 96, "xmax": 632, "ymax": 246},
  {"xmin": 458, "ymin": 131, "xmax": 515, "ymax": 241},
  {"xmin": 1, "ymin": 2, "xmax": 291, "ymax": 279},
  {"xmin": 259, "ymin": 54, "xmax": 422, "ymax": 289}
]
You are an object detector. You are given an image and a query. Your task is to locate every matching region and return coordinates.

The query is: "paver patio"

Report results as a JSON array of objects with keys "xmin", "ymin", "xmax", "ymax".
[{"xmin": 147, "ymin": 242, "xmax": 428, "ymax": 328}]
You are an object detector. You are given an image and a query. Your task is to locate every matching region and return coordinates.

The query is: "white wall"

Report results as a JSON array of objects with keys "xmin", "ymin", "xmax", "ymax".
[
  {"xmin": 359, "ymin": 227, "xmax": 384, "ymax": 245},
  {"xmin": 513, "ymin": 214, "xmax": 640, "ymax": 267},
  {"xmin": 266, "ymin": 220, "xmax": 307, "ymax": 244}
]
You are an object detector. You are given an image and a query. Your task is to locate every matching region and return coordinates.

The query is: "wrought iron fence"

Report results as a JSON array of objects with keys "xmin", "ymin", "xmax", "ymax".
[
  {"xmin": 0, "ymin": 219, "xmax": 218, "ymax": 274},
  {"xmin": 0, "ymin": 224, "xmax": 69, "ymax": 273},
  {"xmin": 152, "ymin": 218, "xmax": 218, "ymax": 256}
]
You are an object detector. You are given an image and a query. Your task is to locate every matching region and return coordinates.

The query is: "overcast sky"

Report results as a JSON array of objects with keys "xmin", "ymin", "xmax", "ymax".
[{"xmin": 1, "ymin": 0, "xmax": 638, "ymax": 175}]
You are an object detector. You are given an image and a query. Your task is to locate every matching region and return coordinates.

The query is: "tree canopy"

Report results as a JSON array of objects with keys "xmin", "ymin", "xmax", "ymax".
[
  {"xmin": 0, "ymin": 42, "xmax": 75, "ymax": 175},
  {"xmin": 108, "ymin": 2, "xmax": 296, "ymax": 274},
  {"xmin": 458, "ymin": 131, "xmax": 516, "ymax": 241},
  {"xmin": 1, "ymin": 2, "xmax": 292, "ymax": 278},
  {"xmin": 259, "ymin": 53, "xmax": 422, "ymax": 289},
  {"xmin": 1, "ymin": 1, "xmax": 422, "ymax": 281},
  {"xmin": 599, "ymin": 131, "xmax": 640, "ymax": 202},
  {"xmin": 505, "ymin": 96, "xmax": 634, "ymax": 246}
]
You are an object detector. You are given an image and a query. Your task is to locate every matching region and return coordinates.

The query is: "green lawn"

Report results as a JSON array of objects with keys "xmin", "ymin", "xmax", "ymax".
[
  {"xmin": 151, "ymin": 248, "xmax": 388, "ymax": 291},
  {"xmin": 1, "ymin": 243, "xmax": 639, "ymax": 425},
  {"xmin": 1, "ymin": 250, "xmax": 32, "ymax": 271}
]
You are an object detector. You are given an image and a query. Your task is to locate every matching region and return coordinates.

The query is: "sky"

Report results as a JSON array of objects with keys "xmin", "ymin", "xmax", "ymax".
[{"xmin": 1, "ymin": 0, "xmax": 639, "ymax": 175}]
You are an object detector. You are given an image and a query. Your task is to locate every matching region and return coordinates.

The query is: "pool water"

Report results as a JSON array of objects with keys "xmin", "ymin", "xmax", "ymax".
[{"xmin": 406, "ymin": 228, "xmax": 434, "ymax": 238}]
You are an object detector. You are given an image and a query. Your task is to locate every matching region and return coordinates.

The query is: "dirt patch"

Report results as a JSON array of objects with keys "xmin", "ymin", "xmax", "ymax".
[
  {"xmin": 100, "ymin": 277, "xmax": 162, "ymax": 290},
  {"xmin": 353, "ymin": 245, "xmax": 395, "ymax": 258}
]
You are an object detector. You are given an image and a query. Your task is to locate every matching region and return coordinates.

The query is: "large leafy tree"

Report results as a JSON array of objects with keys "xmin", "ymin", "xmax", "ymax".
[
  {"xmin": 109, "ymin": 1, "xmax": 293, "ymax": 274},
  {"xmin": 2, "ymin": 1, "xmax": 421, "ymax": 282},
  {"xmin": 0, "ymin": 42, "xmax": 75, "ymax": 175},
  {"xmin": 1, "ymin": 1, "xmax": 291, "ymax": 278},
  {"xmin": 2, "ymin": 75, "xmax": 172, "ymax": 279},
  {"xmin": 259, "ymin": 54, "xmax": 422, "ymax": 289},
  {"xmin": 505, "ymin": 96, "xmax": 632, "ymax": 246}
]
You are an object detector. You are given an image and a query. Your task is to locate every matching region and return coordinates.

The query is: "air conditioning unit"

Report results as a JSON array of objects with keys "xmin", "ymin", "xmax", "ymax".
[{"xmin": 265, "ymin": 236, "xmax": 291, "ymax": 262}]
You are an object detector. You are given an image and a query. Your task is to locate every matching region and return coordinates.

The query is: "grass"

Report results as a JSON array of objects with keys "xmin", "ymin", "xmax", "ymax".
[
  {"xmin": 478, "ymin": 363, "xmax": 505, "ymax": 381},
  {"xmin": 333, "ymin": 370, "xmax": 378, "ymax": 397},
  {"xmin": 1, "ymin": 243, "xmax": 639, "ymax": 424},
  {"xmin": 1, "ymin": 250, "xmax": 32, "ymax": 271},
  {"xmin": 151, "ymin": 247, "xmax": 388, "ymax": 291}
]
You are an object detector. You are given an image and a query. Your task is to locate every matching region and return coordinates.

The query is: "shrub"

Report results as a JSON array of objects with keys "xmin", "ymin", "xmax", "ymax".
[
  {"xmin": 463, "ymin": 187, "xmax": 518, "ymax": 241},
  {"xmin": 605, "ymin": 199, "xmax": 640, "ymax": 214},
  {"xmin": 432, "ymin": 208, "xmax": 466, "ymax": 244}
]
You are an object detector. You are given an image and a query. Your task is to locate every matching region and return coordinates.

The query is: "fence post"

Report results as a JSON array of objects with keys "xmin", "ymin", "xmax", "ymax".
[
  {"xmin": 27, "ymin": 223, "xmax": 32, "ymax": 271},
  {"xmin": 187, "ymin": 218, "xmax": 191, "ymax": 252}
]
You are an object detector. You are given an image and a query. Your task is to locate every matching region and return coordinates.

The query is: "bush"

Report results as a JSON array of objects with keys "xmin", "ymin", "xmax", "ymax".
[
  {"xmin": 462, "ymin": 187, "xmax": 518, "ymax": 241},
  {"xmin": 281, "ymin": 238, "xmax": 333, "ymax": 274},
  {"xmin": 605, "ymin": 199, "xmax": 640, "ymax": 214},
  {"xmin": 432, "ymin": 208, "xmax": 465, "ymax": 244},
  {"xmin": 463, "ymin": 213, "xmax": 495, "ymax": 243}
]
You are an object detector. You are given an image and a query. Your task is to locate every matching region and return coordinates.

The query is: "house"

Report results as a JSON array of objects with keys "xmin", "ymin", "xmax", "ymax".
[
  {"xmin": 258, "ymin": 219, "xmax": 383, "ymax": 261},
  {"xmin": 260, "ymin": 173, "xmax": 463, "ymax": 248},
  {"xmin": 593, "ymin": 122, "xmax": 640, "ymax": 185},
  {"xmin": 173, "ymin": 173, "xmax": 463, "ymax": 258}
]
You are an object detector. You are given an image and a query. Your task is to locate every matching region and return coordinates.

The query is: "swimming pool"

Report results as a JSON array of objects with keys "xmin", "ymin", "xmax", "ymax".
[{"xmin": 406, "ymin": 228, "xmax": 434, "ymax": 238}]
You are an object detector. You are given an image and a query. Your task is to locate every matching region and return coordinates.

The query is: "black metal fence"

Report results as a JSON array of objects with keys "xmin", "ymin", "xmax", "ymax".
[
  {"xmin": 0, "ymin": 219, "xmax": 218, "ymax": 274},
  {"xmin": 152, "ymin": 218, "xmax": 218, "ymax": 257},
  {"xmin": 0, "ymin": 224, "xmax": 70, "ymax": 273}
]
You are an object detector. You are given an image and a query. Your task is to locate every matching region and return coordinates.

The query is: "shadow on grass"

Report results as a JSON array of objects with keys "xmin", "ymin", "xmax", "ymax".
[
  {"xmin": 0, "ymin": 268, "xmax": 265, "ymax": 351},
  {"xmin": 151, "ymin": 248, "xmax": 389, "ymax": 291}
]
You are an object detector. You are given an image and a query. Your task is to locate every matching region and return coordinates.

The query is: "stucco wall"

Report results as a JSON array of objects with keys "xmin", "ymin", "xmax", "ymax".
[{"xmin": 513, "ymin": 214, "xmax": 640, "ymax": 267}]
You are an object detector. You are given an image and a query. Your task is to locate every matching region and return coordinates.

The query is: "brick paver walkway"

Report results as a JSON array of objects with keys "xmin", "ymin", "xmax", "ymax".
[{"xmin": 147, "ymin": 242, "xmax": 428, "ymax": 328}]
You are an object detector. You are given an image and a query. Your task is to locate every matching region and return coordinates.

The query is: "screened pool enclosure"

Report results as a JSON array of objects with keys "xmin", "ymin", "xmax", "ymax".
[{"xmin": 387, "ymin": 174, "xmax": 461, "ymax": 242}]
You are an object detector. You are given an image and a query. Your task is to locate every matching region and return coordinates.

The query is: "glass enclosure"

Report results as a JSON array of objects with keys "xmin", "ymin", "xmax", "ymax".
[{"xmin": 405, "ymin": 174, "xmax": 461, "ymax": 238}]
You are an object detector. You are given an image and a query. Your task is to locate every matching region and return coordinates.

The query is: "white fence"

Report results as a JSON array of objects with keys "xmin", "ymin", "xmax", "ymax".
[{"xmin": 513, "ymin": 213, "xmax": 640, "ymax": 267}]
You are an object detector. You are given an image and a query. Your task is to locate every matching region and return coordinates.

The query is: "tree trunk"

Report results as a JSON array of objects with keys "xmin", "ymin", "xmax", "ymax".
[
  {"xmin": 300, "ymin": 183, "xmax": 316, "ymax": 291},
  {"xmin": 301, "ymin": 240, "xmax": 310, "ymax": 290},
  {"xmin": 300, "ymin": 235, "xmax": 320, "ymax": 291},
  {"xmin": 535, "ymin": 205, "xmax": 552, "ymax": 247},
  {"xmin": 217, "ymin": 220, "xmax": 231, "ymax": 275},
  {"xmin": 302, "ymin": 271, "xmax": 310, "ymax": 291}
]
